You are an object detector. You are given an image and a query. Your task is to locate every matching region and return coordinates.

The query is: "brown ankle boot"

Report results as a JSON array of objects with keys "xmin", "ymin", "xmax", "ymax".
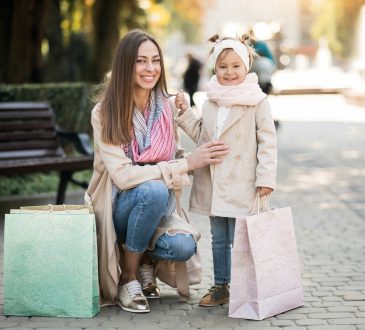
[{"xmin": 199, "ymin": 284, "xmax": 230, "ymax": 307}]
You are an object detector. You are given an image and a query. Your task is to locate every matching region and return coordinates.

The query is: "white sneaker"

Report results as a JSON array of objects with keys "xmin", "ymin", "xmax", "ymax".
[
  {"xmin": 118, "ymin": 280, "xmax": 150, "ymax": 313},
  {"xmin": 139, "ymin": 264, "xmax": 160, "ymax": 299}
]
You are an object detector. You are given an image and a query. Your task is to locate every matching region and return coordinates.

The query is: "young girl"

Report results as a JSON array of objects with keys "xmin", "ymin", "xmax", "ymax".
[{"xmin": 175, "ymin": 34, "xmax": 277, "ymax": 306}]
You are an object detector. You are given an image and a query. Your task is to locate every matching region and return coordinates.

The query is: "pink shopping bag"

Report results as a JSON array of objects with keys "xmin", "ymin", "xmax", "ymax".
[{"xmin": 229, "ymin": 200, "xmax": 304, "ymax": 320}]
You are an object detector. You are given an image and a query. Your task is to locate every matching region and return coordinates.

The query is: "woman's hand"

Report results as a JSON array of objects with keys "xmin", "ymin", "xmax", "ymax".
[
  {"xmin": 175, "ymin": 90, "xmax": 189, "ymax": 115},
  {"xmin": 187, "ymin": 141, "xmax": 229, "ymax": 171},
  {"xmin": 256, "ymin": 187, "xmax": 273, "ymax": 197}
]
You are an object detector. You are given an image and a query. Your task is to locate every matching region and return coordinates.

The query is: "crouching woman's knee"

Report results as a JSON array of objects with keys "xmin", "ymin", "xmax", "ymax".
[
  {"xmin": 170, "ymin": 233, "xmax": 196, "ymax": 262},
  {"xmin": 138, "ymin": 180, "xmax": 169, "ymax": 208}
]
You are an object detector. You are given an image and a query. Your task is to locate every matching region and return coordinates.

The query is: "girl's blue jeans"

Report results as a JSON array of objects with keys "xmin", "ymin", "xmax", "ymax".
[
  {"xmin": 210, "ymin": 216, "xmax": 236, "ymax": 285},
  {"xmin": 113, "ymin": 180, "xmax": 196, "ymax": 262}
]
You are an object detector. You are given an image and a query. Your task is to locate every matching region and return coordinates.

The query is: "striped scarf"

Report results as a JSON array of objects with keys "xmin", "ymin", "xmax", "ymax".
[
  {"xmin": 130, "ymin": 89, "xmax": 175, "ymax": 163},
  {"xmin": 112, "ymin": 90, "xmax": 176, "ymax": 216}
]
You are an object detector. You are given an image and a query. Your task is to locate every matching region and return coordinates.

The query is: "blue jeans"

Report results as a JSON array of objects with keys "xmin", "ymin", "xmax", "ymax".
[
  {"xmin": 210, "ymin": 216, "xmax": 235, "ymax": 285},
  {"xmin": 113, "ymin": 180, "xmax": 196, "ymax": 262}
]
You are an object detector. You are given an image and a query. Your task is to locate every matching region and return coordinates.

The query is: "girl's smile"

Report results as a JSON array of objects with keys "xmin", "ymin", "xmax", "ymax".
[{"xmin": 215, "ymin": 49, "xmax": 247, "ymax": 86}]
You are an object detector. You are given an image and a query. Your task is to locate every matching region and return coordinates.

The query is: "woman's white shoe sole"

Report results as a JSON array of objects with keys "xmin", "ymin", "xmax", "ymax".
[{"xmin": 118, "ymin": 301, "xmax": 150, "ymax": 313}]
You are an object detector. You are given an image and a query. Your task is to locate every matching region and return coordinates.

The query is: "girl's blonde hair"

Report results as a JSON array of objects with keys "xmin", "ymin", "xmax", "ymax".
[{"xmin": 208, "ymin": 34, "xmax": 257, "ymax": 70}]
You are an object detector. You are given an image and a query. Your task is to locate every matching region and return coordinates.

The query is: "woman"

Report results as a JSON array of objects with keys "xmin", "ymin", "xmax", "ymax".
[{"xmin": 85, "ymin": 29, "xmax": 229, "ymax": 313}]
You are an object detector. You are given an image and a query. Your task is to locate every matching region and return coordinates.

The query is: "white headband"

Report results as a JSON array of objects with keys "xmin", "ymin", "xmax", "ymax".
[{"xmin": 211, "ymin": 39, "xmax": 250, "ymax": 71}]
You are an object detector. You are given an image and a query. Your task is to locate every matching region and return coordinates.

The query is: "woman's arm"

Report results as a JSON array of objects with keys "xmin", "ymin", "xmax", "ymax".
[
  {"xmin": 92, "ymin": 104, "xmax": 229, "ymax": 191},
  {"xmin": 92, "ymin": 105, "xmax": 189, "ymax": 191}
]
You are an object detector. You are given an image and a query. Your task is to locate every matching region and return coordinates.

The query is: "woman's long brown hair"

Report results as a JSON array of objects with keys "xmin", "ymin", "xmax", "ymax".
[{"xmin": 99, "ymin": 29, "xmax": 169, "ymax": 145}]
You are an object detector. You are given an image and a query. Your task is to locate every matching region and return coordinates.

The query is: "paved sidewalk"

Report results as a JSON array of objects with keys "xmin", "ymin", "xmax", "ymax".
[{"xmin": 1, "ymin": 95, "xmax": 365, "ymax": 329}]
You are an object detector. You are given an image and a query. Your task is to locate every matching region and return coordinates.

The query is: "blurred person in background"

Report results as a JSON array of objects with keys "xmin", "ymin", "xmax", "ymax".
[
  {"xmin": 247, "ymin": 28, "xmax": 276, "ymax": 95},
  {"xmin": 183, "ymin": 53, "xmax": 202, "ymax": 106}
]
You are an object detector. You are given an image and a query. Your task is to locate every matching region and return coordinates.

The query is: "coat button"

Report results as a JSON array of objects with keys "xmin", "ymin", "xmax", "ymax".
[
  {"xmin": 236, "ymin": 132, "xmax": 242, "ymax": 138},
  {"xmin": 235, "ymin": 155, "xmax": 241, "ymax": 160}
]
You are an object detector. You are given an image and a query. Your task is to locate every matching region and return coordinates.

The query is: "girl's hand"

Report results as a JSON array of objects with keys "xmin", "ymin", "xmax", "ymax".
[
  {"xmin": 187, "ymin": 140, "xmax": 229, "ymax": 171},
  {"xmin": 256, "ymin": 187, "xmax": 273, "ymax": 197},
  {"xmin": 175, "ymin": 90, "xmax": 189, "ymax": 114}
]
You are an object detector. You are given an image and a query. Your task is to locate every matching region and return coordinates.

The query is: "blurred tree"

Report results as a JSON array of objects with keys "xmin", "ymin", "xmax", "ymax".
[
  {"xmin": 91, "ymin": 0, "xmax": 146, "ymax": 82},
  {"xmin": 0, "ymin": 0, "xmax": 48, "ymax": 83},
  {"xmin": 311, "ymin": 0, "xmax": 365, "ymax": 60},
  {"xmin": 91, "ymin": 0, "xmax": 123, "ymax": 82},
  {"xmin": 43, "ymin": 0, "xmax": 67, "ymax": 82},
  {"xmin": 0, "ymin": 0, "xmax": 147, "ymax": 83},
  {"xmin": 148, "ymin": 0, "xmax": 207, "ymax": 43}
]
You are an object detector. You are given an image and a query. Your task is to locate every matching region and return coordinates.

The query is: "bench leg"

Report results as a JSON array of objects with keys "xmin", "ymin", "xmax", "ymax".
[{"xmin": 57, "ymin": 171, "xmax": 72, "ymax": 204}]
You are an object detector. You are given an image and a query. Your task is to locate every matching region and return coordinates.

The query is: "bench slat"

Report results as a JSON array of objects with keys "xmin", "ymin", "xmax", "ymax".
[
  {"xmin": 0, "ymin": 110, "xmax": 53, "ymax": 120},
  {"xmin": 0, "ymin": 120, "xmax": 54, "ymax": 131},
  {"xmin": 0, "ymin": 140, "xmax": 60, "ymax": 152},
  {"xmin": 0, "ymin": 131, "xmax": 57, "ymax": 142},
  {"xmin": 0, "ymin": 148, "xmax": 63, "ymax": 160},
  {"xmin": 0, "ymin": 155, "xmax": 93, "ymax": 175},
  {"xmin": 0, "ymin": 102, "xmax": 50, "ymax": 110}
]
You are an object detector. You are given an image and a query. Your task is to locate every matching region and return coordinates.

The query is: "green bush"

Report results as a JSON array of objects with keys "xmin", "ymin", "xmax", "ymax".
[
  {"xmin": 0, "ymin": 82, "xmax": 94, "ymax": 133},
  {"xmin": 0, "ymin": 170, "xmax": 92, "ymax": 198}
]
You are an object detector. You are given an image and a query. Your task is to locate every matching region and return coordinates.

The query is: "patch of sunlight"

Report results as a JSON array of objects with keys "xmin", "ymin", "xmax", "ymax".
[
  {"xmin": 340, "ymin": 150, "xmax": 362, "ymax": 159},
  {"xmin": 294, "ymin": 170, "xmax": 337, "ymax": 186},
  {"xmin": 319, "ymin": 202, "xmax": 348, "ymax": 209},
  {"xmin": 349, "ymin": 168, "xmax": 365, "ymax": 176},
  {"xmin": 291, "ymin": 153, "xmax": 315, "ymax": 162},
  {"xmin": 268, "ymin": 94, "xmax": 365, "ymax": 123},
  {"xmin": 309, "ymin": 141, "xmax": 328, "ymax": 150}
]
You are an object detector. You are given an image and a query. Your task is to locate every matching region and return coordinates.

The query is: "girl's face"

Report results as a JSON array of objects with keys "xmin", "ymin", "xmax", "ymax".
[
  {"xmin": 134, "ymin": 40, "xmax": 161, "ymax": 91},
  {"xmin": 215, "ymin": 49, "xmax": 247, "ymax": 86}
]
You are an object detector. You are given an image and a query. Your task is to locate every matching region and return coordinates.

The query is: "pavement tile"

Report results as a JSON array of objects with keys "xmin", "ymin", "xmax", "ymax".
[
  {"xmin": 327, "ymin": 318, "xmax": 365, "ymax": 325},
  {"xmin": 307, "ymin": 326, "xmax": 356, "ymax": 330},
  {"xmin": 295, "ymin": 319, "xmax": 327, "ymax": 326},
  {"xmin": 270, "ymin": 319, "xmax": 296, "ymax": 326}
]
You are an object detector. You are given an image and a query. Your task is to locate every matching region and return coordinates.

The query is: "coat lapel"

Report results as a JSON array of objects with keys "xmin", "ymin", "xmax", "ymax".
[
  {"xmin": 202, "ymin": 101, "xmax": 218, "ymax": 139},
  {"xmin": 219, "ymin": 105, "xmax": 248, "ymax": 138}
]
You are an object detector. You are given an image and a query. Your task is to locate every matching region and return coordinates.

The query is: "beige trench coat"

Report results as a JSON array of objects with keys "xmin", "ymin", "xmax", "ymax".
[
  {"xmin": 85, "ymin": 101, "xmax": 199, "ymax": 306},
  {"xmin": 175, "ymin": 98, "xmax": 277, "ymax": 217}
]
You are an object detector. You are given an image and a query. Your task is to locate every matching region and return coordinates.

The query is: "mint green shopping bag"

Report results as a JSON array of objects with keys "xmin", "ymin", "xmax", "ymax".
[{"xmin": 3, "ymin": 205, "xmax": 100, "ymax": 317}]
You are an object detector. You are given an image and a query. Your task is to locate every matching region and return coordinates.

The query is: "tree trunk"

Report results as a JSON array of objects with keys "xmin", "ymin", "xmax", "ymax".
[
  {"xmin": 44, "ymin": 0, "xmax": 68, "ymax": 82},
  {"xmin": 0, "ymin": 0, "xmax": 13, "ymax": 83},
  {"xmin": 91, "ymin": 0, "xmax": 123, "ymax": 82},
  {"xmin": 6, "ymin": 0, "xmax": 48, "ymax": 83}
]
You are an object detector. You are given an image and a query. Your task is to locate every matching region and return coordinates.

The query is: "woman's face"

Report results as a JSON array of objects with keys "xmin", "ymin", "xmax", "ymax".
[
  {"xmin": 215, "ymin": 49, "xmax": 247, "ymax": 86},
  {"xmin": 134, "ymin": 40, "xmax": 161, "ymax": 91}
]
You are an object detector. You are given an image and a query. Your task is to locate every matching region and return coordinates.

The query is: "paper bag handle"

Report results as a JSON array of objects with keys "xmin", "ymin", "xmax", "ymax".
[
  {"xmin": 30, "ymin": 204, "xmax": 71, "ymax": 228},
  {"xmin": 250, "ymin": 193, "xmax": 271, "ymax": 215}
]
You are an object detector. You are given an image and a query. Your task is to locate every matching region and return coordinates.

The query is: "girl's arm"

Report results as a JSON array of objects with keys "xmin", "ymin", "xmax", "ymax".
[
  {"xmin": 171, "ymin": 93, "xmax": 203, "ymax": 144},
  {"xmin": 255, "ymin": 99, "xmax": 277, "ymax": 191}
]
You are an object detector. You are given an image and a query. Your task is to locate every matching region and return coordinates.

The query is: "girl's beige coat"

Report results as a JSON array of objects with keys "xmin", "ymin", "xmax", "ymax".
[
  {"xmin": 175, "ymin": 98, "xmax": 277, "ymax": 217},
  {"xmin": 85, "ymin": 103, "xmax": 196, "ymax": 306}
]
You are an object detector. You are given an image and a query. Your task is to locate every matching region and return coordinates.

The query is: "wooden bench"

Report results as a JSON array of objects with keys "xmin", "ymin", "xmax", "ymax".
[{"xmin": 0, "ymin": 102, "xmax": 94, "ymax": 204}]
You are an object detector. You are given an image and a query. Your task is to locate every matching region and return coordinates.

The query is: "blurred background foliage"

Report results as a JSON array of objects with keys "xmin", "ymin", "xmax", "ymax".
[
  {"xmin": 0, "ymin": 0, "xmax": 207, "ymax": 84},
  {"xmin": 310, "ymin": 0, "xmax": 365, "ymax": 60},
  {"xmin": 0, "ymin": 0, "xmax": 363, "ymax": 85}
]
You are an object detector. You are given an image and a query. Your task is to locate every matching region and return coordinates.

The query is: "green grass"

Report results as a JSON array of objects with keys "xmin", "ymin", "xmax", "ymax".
[{"xmin": 0, "ymin": 170, "xmax": 92, "ymax": 198}]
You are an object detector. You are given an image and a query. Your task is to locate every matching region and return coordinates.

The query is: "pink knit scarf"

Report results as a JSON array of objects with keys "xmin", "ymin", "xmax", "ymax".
[{"xmin": 206, "ymin": 73, "xmax": 266, "ymax": 107}]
